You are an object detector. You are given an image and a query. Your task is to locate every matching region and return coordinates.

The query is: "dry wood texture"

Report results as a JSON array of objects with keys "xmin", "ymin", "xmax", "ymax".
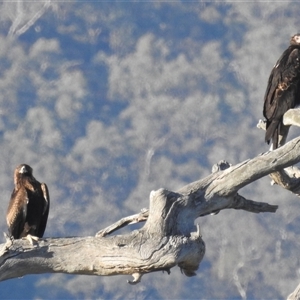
[{"xmin": 2, "ymin": 135, "xmax": 300, "ymax": 286}]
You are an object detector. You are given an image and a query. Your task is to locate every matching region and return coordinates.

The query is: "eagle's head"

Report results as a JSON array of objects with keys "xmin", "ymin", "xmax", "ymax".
[
  {"xmin": 14, "ymin": 164, "xmax": 33, "ymax": 185},
  {"xmin": 290, "ymin": 33, "xmax": 300, "ymax": 45},
  {"xmin": 18, "ymin": 164, "xmax": 33, "ymax": 175}
]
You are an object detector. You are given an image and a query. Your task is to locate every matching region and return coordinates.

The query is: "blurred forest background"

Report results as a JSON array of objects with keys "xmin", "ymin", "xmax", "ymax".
[{"xmin": 0, "ymin": 1, "xmax": 300, "ymax": 299}]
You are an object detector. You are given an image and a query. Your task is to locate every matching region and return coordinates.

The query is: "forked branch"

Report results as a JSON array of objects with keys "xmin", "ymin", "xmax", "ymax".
[{"xmin": 1, "ymin": 136, "xmax": 300, "ymax": 284}]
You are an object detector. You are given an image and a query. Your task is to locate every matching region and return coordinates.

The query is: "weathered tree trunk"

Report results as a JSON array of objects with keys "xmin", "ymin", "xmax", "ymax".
[{"xmin": 2, "ymin": 135, "xmax": 300, "ymax": 286}]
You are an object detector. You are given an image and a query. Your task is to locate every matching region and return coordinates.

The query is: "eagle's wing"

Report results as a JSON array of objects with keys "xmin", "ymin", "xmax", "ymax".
[
  {"xmin": 263, "ymin": 48, "xmax": 291, "ymax": 122},
  {"xmin": 6, "ymin": 188, "xmax": 28, "ymax": 239},
  {"xmin": 263, "ymin": 48, "xmax": 300, "ymax": 147},
  {"xmin": 37, "ymin": 183, "xmax": 50, "ymax": 238},
  {"xmin": 263, "ymin": 68, "xmax": 278, "ymax": 121}
]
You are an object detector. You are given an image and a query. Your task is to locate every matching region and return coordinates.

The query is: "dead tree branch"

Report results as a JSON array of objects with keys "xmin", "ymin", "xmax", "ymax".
[
  {"xmin": 258, "ymin": 108, "xmax": 300, "ymax": 195},
  {"xmin": 1, "ymin": 136, "xmax": 300, "ymax": 284},
  {"xmin": 96, "ymin": 209, "xmax": 149, "ymax": 237}
]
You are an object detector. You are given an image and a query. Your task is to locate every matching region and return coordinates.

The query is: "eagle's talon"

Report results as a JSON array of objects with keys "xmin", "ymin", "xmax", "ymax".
[{"xmin": 22, "ymin": 234, "xmax": 39, "ymax": 246}]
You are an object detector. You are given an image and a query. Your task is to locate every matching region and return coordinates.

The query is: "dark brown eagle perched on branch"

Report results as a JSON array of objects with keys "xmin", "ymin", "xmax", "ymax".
[
  {"xmin": 6, "ymin": 164, "xmax": 50, "ymax": 244},
  {"xmin": 263, "ymin": 33, "xmax": 300, "ymax": 149}
]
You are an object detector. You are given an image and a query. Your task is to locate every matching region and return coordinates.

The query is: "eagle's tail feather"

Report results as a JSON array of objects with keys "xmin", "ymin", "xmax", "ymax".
[{"xmin": 265, "ymin": 120, "xmax": 280, "ymax": 149}]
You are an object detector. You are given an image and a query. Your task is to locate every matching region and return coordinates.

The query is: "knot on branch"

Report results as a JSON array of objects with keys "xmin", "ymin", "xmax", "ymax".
[{"xmin": 212, "ymin": 160, "xmax": 231, "ymax": 173}]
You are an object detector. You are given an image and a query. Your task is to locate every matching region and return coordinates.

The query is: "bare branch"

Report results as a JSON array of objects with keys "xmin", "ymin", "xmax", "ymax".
[
  {"xmin": 8, "ymin": 1, "xmax": 51, "ymax": 38},
  {"xmin": 269, "ymin": 167, "xmax": 300, "ymax": 196},
  {"xmin": 95, "ymin": 209, "xmax": 149, "ymax": 237},
  {"xmin": 0, "ymin": 189, "xmax": 205, "ymax": 283},
  {"xmin": 228, "ymin": 193, "xmax": 278, "ymax": 213},
  {"xmin": 258, "ymin": 109, "xmax": 300, "ymax": 195},
  {"xmin": 1, "ymin": 136, "xmax": 300, "ymax": 284}
]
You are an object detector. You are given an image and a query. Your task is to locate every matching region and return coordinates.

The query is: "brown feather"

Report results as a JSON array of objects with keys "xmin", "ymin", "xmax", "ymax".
[
  {"xmin": 263, "ymin": 34, "xmax": 300, "ymax": 149},
  {"xmin": 6, "ymin": 164, "xmax": 50, "ymax": 239}
]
